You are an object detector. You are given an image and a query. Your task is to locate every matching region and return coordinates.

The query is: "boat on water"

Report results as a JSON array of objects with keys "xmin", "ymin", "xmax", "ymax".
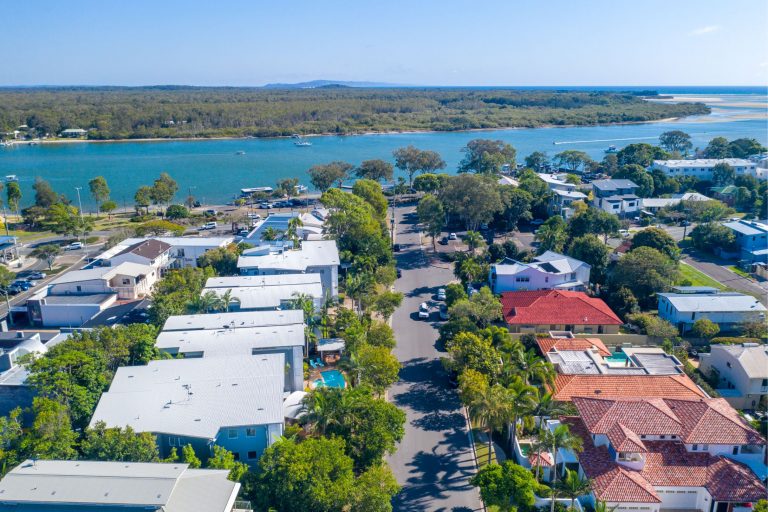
[
  {"xmin": 5, "ymin": 175, "xmax": 18, "ymax": 182},
  {"xmin": 605, "ymin": 145, "xmax": 618, "ymax": 153},
  {"xmin": 235, "ymin": 150, "xmax": 246, "ymax": 155},
  {"xmin": 294, "ymin": 138, "xmax": 312, "ymax": 147}
]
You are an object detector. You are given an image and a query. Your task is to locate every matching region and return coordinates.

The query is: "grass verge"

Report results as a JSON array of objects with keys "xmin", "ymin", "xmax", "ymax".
[
  {"xmin": 727, "ymin": 265, "xmax": 752, "ymax": 279},
  {"xmin": 677, "ymin": 263, "xmax": 726, "ymax": 290}
]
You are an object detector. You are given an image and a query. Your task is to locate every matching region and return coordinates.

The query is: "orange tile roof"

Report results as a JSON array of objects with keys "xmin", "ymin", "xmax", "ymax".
[
  {"xmin": 501, "ymin": 290, "xmax": 622, "ymax": 326},
  {"xmin": 537, "ymin": 337, "xmax": 612, "ymax": 357},
  {"xmin": 528, "ymin": 451, "xmax": 554, "ymax": 467},
  {"xmin": 553, "ymin": 374, "xmax": 707, "ymax": 402},
  {"xmin": 607, "ymin": 423, "xmax": 647, "ymax": 453}
]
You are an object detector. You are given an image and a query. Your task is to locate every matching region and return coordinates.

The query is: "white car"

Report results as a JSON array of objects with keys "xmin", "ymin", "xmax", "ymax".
[
  {"xmin": 199, "ymin": 221, "xmax": 217, "ymax": 230},
  {"xmin": 418, "ymin": 302, "xmax": 430, "ymax": 319},
  {"xmin": 66, "ymin": 241, "xmax": 83, "ymax": 251},
  {"xmin": 619, "ymin": 229, "xmax": 630, "ymax": 238},
  {"xmin": 437, "ymin": 288, "xmax": 446, "ymax": 301},
  {"xmin": 448, "ymin": 233, "xmax": 458, "ymax": 240}
]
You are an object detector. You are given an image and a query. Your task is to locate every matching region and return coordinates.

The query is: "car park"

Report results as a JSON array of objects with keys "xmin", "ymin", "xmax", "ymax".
[
  {"xmin": 418, "ymin": 302, "xmax": 430, "ymax": 319},
  {"xmin": 66, "ymin": 241, "xmax": 83, "ymax": 250},
  {"xmin": 437, "ymin": 288, "xmax": 446, "ymax": 301}
]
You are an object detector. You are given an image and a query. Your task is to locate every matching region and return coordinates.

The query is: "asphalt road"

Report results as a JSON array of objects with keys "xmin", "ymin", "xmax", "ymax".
[{"xmin": 387, "ymin": 207, "xmax": 483, "ymax": 512}]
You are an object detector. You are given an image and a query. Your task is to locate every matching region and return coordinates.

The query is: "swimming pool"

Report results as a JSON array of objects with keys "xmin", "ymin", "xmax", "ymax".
[
  {"xmin": 314, "ymin": 370, "xmax": 346, "ymax": 389},
  {"xmin": 605, "ymin": 352, "xmax": 629, "ymax": 364}
]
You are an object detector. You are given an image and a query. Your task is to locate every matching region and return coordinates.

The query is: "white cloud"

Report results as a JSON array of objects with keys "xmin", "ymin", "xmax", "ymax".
[{"xmin": 688, "ymin": 25, "xmax": 721, "ymax": 36}]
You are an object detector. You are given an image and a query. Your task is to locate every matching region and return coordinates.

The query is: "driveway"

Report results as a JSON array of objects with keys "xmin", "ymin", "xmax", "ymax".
[{"xmin": 387, "ymin": 206, "xmax": 483, "ymax": 512}]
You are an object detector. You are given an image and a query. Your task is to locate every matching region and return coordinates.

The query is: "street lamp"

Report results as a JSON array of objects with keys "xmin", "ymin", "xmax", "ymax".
[{"xmin": 74, "ymin": 187, "xmax": 88, "ymax": 255}]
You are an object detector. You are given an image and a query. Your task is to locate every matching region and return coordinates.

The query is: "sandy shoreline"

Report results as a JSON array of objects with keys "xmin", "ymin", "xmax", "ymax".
[{"xmin": 4, "ymin": 116, "xmax": 695, "ymax": 146}]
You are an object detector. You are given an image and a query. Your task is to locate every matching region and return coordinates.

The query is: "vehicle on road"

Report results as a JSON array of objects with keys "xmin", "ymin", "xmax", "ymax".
[
  {"xmin": 448, "ymin": 233, "xmax": 458, "ymax": 240},
  {"xmin": 28, "ymin": 272, "xmax": 47, "ymax": 280},
  {"xmin": 439, "ymin": 236, "xmax": 449, "ymax": 245},
  {"xmin": 396, "ymin": 268, "xmax": 402, "ymax": 278},
  {"xmin": 204, "ymin": 209, "xmax": 218, "ymax": 216},
  {"xmin": 247, "ymin": 212, "xmax": 262, "ymax": 220},
  {"xmin": 439, "ymin": 304, "xmax": 449, "ymax": 320},
  {"xmin": 680, "ymin": 220, "xmax": 691, "ymax": 226},
  {"xmin": 199, "ymin": 222, "xmax": 217, "ymax": 231},
  {"xmin": 66, "ymin": 241, "xmax": 83, "ymax": 251},
  {"xmin": 418, "ymin": 302, "xmax": 430, "ymax": 319},
  {"xmin": 259, "ymin": 202, "xmax": 273, "ymax": 209},
  {"xmin": 393, "ymin": 243, "xmax": 401, "ymax": 252},
  {"xmin": 619, "ymin": 229, "xmax": 630, "ymax": 238},
  {"xmin": 530, "ymin": 219, "xmax": 545, "ymax": 225},
  {"xmin": 437, "ymin": 288, "xmax": 446, "ymax": 301}
]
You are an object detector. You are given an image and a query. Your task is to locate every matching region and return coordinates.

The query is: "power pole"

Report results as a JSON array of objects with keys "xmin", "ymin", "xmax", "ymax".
[{"xmin": 75, "ymin": 187, "xmax": 88, "ymax": 255}]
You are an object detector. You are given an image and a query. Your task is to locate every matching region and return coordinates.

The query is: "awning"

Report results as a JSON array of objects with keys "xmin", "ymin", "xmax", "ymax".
[
  {"xmin": 318, "ymin": 338, "xmax": 345, "ymax": 353},
  {"xmin": 283, "ymin": 391, "xmax": 308, "ymax": 420}
]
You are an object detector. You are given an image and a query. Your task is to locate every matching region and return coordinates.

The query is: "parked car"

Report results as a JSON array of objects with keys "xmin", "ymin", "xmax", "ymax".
[
  {"xmin": 247, "ymin": 212, "xmax": 262, "ymax": 220},
  {"xmin": 12, "ymin": 280, "xmax": 31, "ymax": 291},
  {"xmin": 259, "ymin": 202, "xmax": 274, "ymax": 209},
  {"xmin": 66, "ymin": 241, "xmax": 83, "ymax": 251},
  {"xmin": 204, "ymin": 209, "xmax": 218, "ymax": 216},
  {"xmin": 439, "ymin": 236, "xmax": 449, "ymax": 245},
  {"xmin": 530, "ymin": 219, "xmax": 545, "ymax": 226},
  {"xmin": 439, "ymin": 304, "xmax": 449, "ymax": 320},
  {"xmin": 396, "ymin": 268, "xmax": 402, "ymax": 278},
  {"xmin": 393, "ymin": 243, "xmax": 401, "ymax": 252},
  {"xmin": 418, "ymin": 302, "xmax": 430, "ymax": 319},
  {"xmin": 619, "ymin": 229, "xmax": 630, "ymax": 238},
  {"xmin": 28, "ymin": 271, "xmax": 47, "ymax": 280},
  {"xmin": 437, "ymin": 288, "xmax": 446, "ymax": 301},
  {"xmin": 448, "ymin": 233, "xmax": 458, "ymax": 240},
  {"xmin": 199, "ymin": 222, "xmax": 217, "ymax": 231},
  {"xmin": 237, "ymin": 229, "xmax": 250, "ymax": 237}
]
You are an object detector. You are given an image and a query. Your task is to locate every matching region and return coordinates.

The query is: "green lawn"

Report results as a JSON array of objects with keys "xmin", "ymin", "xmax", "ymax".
[
  {"xmin": 727, "ymin": 265, "xmax": 752, "ymax": 279},
  {"xmin": 472, "ymin": 428, "xmax": 497, "ymax": 468},
  {"xmin": 677, "ymin": 263, "xmax": 725, "ymax": 290}
]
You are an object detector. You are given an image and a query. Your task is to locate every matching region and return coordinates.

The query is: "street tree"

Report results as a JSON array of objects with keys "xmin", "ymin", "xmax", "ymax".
[
  {"xmin": 703, "ymin": 136, "xmax": 730, "ymax": 159},
  {"xmin": 33, "ymin": 178, "xmax": 58, "ymax": 209},
  {"xmin": 100, "ymin": 200, "xmax": 118, "ymax": 218},
  {"xmin": 468, "ymin": 384, "xmax": 513, "ymax": 465},
  {"xmin": 459, "ymin": 139, "xmax": 516, "ymax": 174},
  {"xmin": 659, "ymin": 130, "xmax": 692, "ymax": 154},
  {"xmin": 416, "ymin": 194, "xmax": 445, "ymax": 252},
  {"xmin": 5, "ymin": 182, "xmax": 21, "ymax": 214},
  {"xmin": 309, "ymin": 161, "xmax": 354, "ymax": 191},
  {"xmin": 393, "ymin": 145, "xmax": 446, "ymax": 187},
  {"xmin": 524, "ymin": 151, "xmax": 549, "ymax": 172},
  {"xmin": 631, "ymin": 227, "xmax": 681, "ymax": 261},
  {"xmin": 463, "ymin": 230, "xmax": 485, "ymax": 254},
  {"xmin": 498, "ymin": 186, "xmax": 533, "ymax": 231},
  {"xmin": 150, "ymin": 172, "xmax": 178, "ymax": 206},
  {"xmin": 88, "ymin": 176, "xmax": 110, "ymax": 212},
  {"xmin": 439, "ymin": 173, "xmax": 502, "ymax": 230},
  {"xmin": 614, "ymin": 164, "xmax": 654, "ymax": 197},
  {"xmin": 554, "ymin": 150, "xmax": 593, "ymax": 173},
  {"xmin": 134, "ymin": 186, "xmax": 152, "ymax": 213},
  {"xmin": 275, "ymin": 177, "xmax": 300, "ymax": 196},
  {"xmin": 412, "ymin": 173, "xmax": 447, "ymax": 194},
  {"xmin": 355, "ymin": 159, "xmax": 394, "ymax": 182},
  {"xmin": 165, "ymin": 204, "xmax": 189, "ymax": 219},
  {"xmin": 354, "ymin": 344, "xmax": 400, "ymax": 394},
  {"xmin": 611, "ymin": 247, "xmax": 679, "ymax": 309},
  {"xmin": 31, "ymin": 244, "xmax": 61, "ymax": 270},
  {"xmin": 134, "ymin": 219, "xmax": 185, "ymax": 237}
]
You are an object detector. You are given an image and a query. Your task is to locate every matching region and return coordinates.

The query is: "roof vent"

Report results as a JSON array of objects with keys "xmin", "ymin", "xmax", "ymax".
[{"xmin": 594, "ymin": 389, "xmax": 602, "ymax": 394}]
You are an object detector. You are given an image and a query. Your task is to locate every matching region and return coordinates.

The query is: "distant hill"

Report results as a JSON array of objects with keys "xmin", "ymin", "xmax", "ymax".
[{"xmin": 262, "ymin": 80, "xmax": 402, "ymax": 89}]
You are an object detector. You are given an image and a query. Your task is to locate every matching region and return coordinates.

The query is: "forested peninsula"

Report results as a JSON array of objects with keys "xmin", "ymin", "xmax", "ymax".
[{"xmin": 0, "ymin": 87, "xmax": 710, "ymax": 140}]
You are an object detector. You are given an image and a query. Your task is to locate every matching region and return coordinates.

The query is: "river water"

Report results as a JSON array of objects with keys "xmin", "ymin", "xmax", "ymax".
[{"xmin": 0, "ymin": 91, "xmax": 766, "ymax": 208}]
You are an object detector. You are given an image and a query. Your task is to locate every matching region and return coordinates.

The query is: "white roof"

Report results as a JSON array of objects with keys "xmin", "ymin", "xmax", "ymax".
[
  {"xmin": 653, "ymin": 158, "xmax": 755, "ymax": 168},
  {"xmin": 0, "ymin": 460, "xmax": 238, "ymax": 511},
  {"xmin": 283, "ymin": 390, "xmax": 308, "ymax": 420},
  {"xmin": 96, "ymin": 236, "xmax": 234, "ymax": 261},
  {"xmin": 494, "ymin": 251, "xmax": 589, "ymax": 277},
  {"xmin": 50, "ymin": 262, "xmax": 152, "ymax": 285},
  {"xmin": 90, "ymin": 355, "xmax": 285, "ymax": 439},
  {"xmin": 238, "ymin": 240, "xmax": 340, "ymax": 271},
  {"xmin": 537, "ymin": 173, "xmax": 574, "ymax": 188},
  {"xmin": 156, "ymin": 324, "xmax": 305, "ymax": 355},
  {"xmin": 723, "ymin": 220, "xmax": 768, "ymax": 236},
  {"xmin": 205, "ymin": 283, "xmax": 322, "ymax": 310},
  {"xmin": 162, "ymin": 309, "xmax": 304, "ymax": 331},
  {"xmin": 205, "ymin": 273, "xmax": 322, "ymax": 289},
  {"xmin": 659, "ymin": 292, "xmax": 768, "ymax": 313},
  {"xmin": 712, "ymin": 344, "xmax": 768, "ymax": 379},
  {"xmin": 498, "ymin": 175, "xmax": 519, "ymax": 187},
  {"xmin": 552, "ymin": 188, "xmax": 587, "ymax": 199}
]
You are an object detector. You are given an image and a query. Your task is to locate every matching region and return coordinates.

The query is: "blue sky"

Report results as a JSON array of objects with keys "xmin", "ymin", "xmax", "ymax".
[{"xmin": 1, "ymin": 0, "xmax": 766, "ymax": 86}]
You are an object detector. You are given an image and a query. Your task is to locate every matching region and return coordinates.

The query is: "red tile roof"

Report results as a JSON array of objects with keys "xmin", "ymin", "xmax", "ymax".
[
  {"xmin": 573, "ymin": 396, "xmax": 765, "ymax": 446},
  {"xmin": 536, "ymin": 337, "xmax": 612, "ymax": 357},
  {"xmin": 553, "ymin": 374, "xmax": 707, "ymax": 402},
  {"xmin": 501, "ymin": 290, "xmax": 622, "ymax": 326},
  {"xmin": 606, "ymin": 423, "xmax": 647, "ymax": 453},
  {"xmin": 563, "ymin": 417, "xmax": 766, "ymax": 503},
  {"xmin": 528, "ymin": 451, "xmax": 553, "ymax": 467}
]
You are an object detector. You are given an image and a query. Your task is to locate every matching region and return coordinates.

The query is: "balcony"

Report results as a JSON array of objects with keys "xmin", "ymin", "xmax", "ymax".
[{"xmin": 232, "ymin": 501, "xmax": 253, "ymax": 512}]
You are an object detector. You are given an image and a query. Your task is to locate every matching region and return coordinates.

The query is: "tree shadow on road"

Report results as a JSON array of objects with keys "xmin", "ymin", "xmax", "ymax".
[{"xmin": 393, "ymin": 358, "xmax": 460, "ymax": 415}]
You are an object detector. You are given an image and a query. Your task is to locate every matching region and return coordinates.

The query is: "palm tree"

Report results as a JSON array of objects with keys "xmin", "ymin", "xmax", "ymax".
[
  {"xmin": 301, "ymin": 388, "xmax": 343, "ymax": 436},
  {"xmin": 549, "ymin": 424, "xmax": 584, "ymax": 512},
  {"xmin": 344, "ymin": 273, "xmax": 373, "ymax": 314},
  {"xmin": 455, "ymin": 258, "xmax": 483, "ymax": 286},
  {"xmin": 261, "ymin": 227, "xmax": 283, "ymax": 241},
  {"xmin": 532, "ymin": 391, "xmax": 568, "ymax": 423},
  {"xmin": 463, "ymin": 230, "xmax": 485, "ymax": 254},
  {"xmin": 595, "ymin": 500, "xmax": 618, "ymax": 512},
  {"xmin": 556, "ymin": 469, "xmax": 592, "ymax": 509},
  {"xmin": 506, "ymin": 376, "xmax": 538, "ymax": 458},
  {"xmin": 531, "ymin": 427, "xmax": 553, "ymax": 480},
  {"xmin": 468, "ymin": 384, "xmax": 512, "ymax": 465},
  {"xmin": 214, "ymin": 289, "xmax": 240, "ymax": 312},
  {"xmin": 290, "ymin": 292, "xmax": 318, "ymax": 356},
  {"xmin": 286, "ymin": 216, "xmax": 304, "ymax": 248},
  {"xmin": 506, "ymin": 347, "xmax": 556, "ymax": 388},
  {"xmin": 188, "ymin": 290, "xmax": 220, "ymax": 313}
]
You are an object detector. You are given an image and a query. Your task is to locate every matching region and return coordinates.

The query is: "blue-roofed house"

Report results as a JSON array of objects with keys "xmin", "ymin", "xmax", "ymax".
[
  {"xmin": 723, "ymin": 219, "xmax": 768, "ymax": 263},
  {"xmin": 658, "ymin": 286, "xmax": 767, "ymax": 335}
]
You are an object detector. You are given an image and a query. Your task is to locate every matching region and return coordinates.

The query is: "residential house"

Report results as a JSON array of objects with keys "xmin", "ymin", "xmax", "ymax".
[
  {"xmin": 109, "ymin": 239, "xmax": 172, "ymax": 272},
  {"xmin": 537, "ymin": 336, "xmax": 684, "ymax": 376},
  {"xmin": 0, "ymin": 236, "xmax": 19, "ymax": 266},
  {"xmin": 0, "ymin": 460, "xmax": 242, "ymax": 512},
  {"xmin": 26, "ymin": 262, "xmax": 156, "ymax": 327},
  {"xmin": 90, "ymin": 355, "xmax": 285, "ymax": 463},
  {"xmin": 0, "ymin": 332, "xmax": 56, "ymax": 416},
  {"xmin": 156, "ymin": 311, "xmax": 305, "ymax": 392},
  {"xmin": 550, "ymin": 396, "xmax": 765, "ymax": 512},
  {"xmin": 537, "ymin": 173, "xmax": 588, "ymax": 218},
  {"xmin": 709, "ymin": 185, "xmax": 740, "ymax": 205},
  {"xmin": 490, "ymin": 251, "xmax": 591, "ymax": 293},
  {"xmin": 243, "ymin": 211, "xmax": 325, "ymax": 243},
  {"xmin": 722, "ymin": 219, "xmax": 768, "ymax": 263},
  {"xmin": 652, "ymin": 158, "xmax": 759, "ymax": 180},
  {"xmin": 657, "ymin": 286, "xmax": 767, "ymax": 335},
  {"xmin": 162, "ymin": 309, "xmax": 304, "ymax": 331},
  {"xmin": 237, "ymin": 240, "xmax": 340, "ymax": 298},
  {"xmin": 700, "ymin": 343, "xmax": 768, "ymax": 410},
  {"xmin": 203, "ymin": 274, "xmax": 323, "ymax": 312},
  {"xmin": 591, "ymin": 179, "xmax": 640, "ymax": 217},
  {"xmin": 501, "ymin": 290, "xmax": 623, "ymax": 334},
  {"xmin": 551, "ymin": 373, "xmax": 708, "ymax": 402},
  {"xmin": 97, "ymin": 236, "xmax": 235, "ymax": 269},
  {"xmin": 640, "ymin": 192, "xmax": 711, "ymax": 214},
  {"xmin": 59, "ymin": 128, "xmax": 87, "ymax": 137}
]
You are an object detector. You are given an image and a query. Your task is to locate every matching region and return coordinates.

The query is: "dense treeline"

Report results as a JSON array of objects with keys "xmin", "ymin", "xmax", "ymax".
[{"xmin": 0, "ymin": 87, "xmax": 709, "ymax": 139}]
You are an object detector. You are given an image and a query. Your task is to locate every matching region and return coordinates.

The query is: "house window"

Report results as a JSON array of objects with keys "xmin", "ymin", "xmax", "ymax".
[
  {"xmin": 670, "ymin": 435, "xmax": 676, "ymax": 439},
  {"xmin": 659, "ymin": 435, "xmax": 666, "ymax": 439},
  {"xmin": 701, "ymin": 444, "xmax": 708, "ymax": 451},
  {"xmin": 246, "ymin": 427, "xmax": 257, "ymax": 437},
  {"xmin": 692, "ymin": 444, "xmax": 698, "ymax": 451},
  {"xmin": 76, "ymin": 285, "xmax": 82, "ymax": 292},
  {"xmin": 232, "ymin": 452, "xmax": 240, "ymax": 461},
  {"xmin": 228, "ymin": 429, "xmax": 238, "ymax": 439},
  {"xmin": 247, "ymin": 451, "xmax": 258, "ymax": 460},
  {"xmin": 515, "ymin": 276, "xmax": 530, "ymax": 283},
  {"xmin": 178, "ymin": 248, "xmax": 185, "ymax": 257},
  {"xmin": 168, "ymin": 436, "xmax": 180, "ymax": 447},
  {"xmin": 122, "ymin": 279, "xmax": 130, "ymax": 285},
  {"xmin": 732, "ymin": 446, "xmax": 739, "ymax": 455},
  {"xmin": 762, "ymin": 379, "xmax": 768, "ymax": 386}
]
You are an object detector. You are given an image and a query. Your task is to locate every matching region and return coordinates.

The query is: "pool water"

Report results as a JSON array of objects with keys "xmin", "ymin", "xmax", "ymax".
[
  {"xmin": 605, "ymin": 352, "xmax": 629, "ymax": 364},
  {"xmin": 314, "ymin": 370, "xmax": 346, "ymax": 389},
  {"xmin": 519, "ymin": 442, "xmax": 532, "ymax": 456}
]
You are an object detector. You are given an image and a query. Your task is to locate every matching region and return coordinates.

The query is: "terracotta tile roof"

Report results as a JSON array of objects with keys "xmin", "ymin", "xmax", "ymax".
[
  {"xmin": 501, "ymin": 290, "xmax": 622, "ymax": 326},
  {"xmin": 572, "ymin": 396, "xmax": 765, "ymax": 446},
  {"xmin": 528, "ymin": 451, "xmax": 554, "ymax": 467},
  {"xmin": 563, "ymin": 417, "xmax": 766, "ymax": 503},
  {"xmin": 606, "ymin": 423, "xmax": 647, "ymax": 453},
  {"xmin": 536, "ymin": 337, "xmax": 612, "ymax": 357},
  {"xmin": 553, "ymin": 374, "xmax": 707, "ymax": 402}
]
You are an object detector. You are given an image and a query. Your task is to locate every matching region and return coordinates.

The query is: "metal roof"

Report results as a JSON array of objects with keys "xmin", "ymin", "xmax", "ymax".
[
  {"xmin": 591, "ymin": 179, "xmax": 638, "ymax": 191},
  {"xmin": 653, "ymin": 158, "xmax": 755, "ymax": 168},
  {"xmin": 205, "ymin": 282, "xmax": 322, "ymax": 310},
  {"xmin": 0, "ymin": 460, "xmax": 238, "ymax": 511},
  {"xmin": 162, "ymin": 309, "xmax": 304, "ymax": 331},
  {"xmin": 90, "ymin": 355, "xmax": 285, "ymax": 439},
  {"xmin": 49, "ymin": 262, "xmax": 151, "ymax": 285},
  {"xmin": 156, "ymin": 324, "xmax": 305, "ymax": 355},
  {"xmin": 237, "ymin": 240, "xmax": 339, "ymax": 271},
  {"xmin": 205, "ymin": 273, "xmax": 321, "ymax": 289},
  {"xmin": 659, "ymin": 292, "xmax": 768, "ymax": 313},
  {"xmin": 723, "ymin": 220, "xmax": 768, "ymax": 237}
]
